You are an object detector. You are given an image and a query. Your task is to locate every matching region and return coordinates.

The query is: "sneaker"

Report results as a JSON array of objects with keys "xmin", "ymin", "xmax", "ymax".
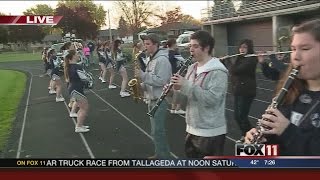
[
  {"xmin": 49, "ymin": 90, "xmax": 56, "ymax": 94},
  {"xmin": 170, "ymin": 109, "xmax": 175, "ymax": 114},
  {"xmin": 98, "ymin": 76, "xmax": 102, "ymax": 80},
  {"xmin": 108, "ymin": 85, "xmax": 117, "ymax": 89},
  {"xmin": 56, "ymin": 97, "xmax": 65, "ymax": 102},
  {"xmin": 175, "ymin": 109, "xmax": 186, "ymax": 114},
  {"xmin": 120, "ymin": 91, "xmax": 130, "ymax": 98},
  {"xmin": 101, "ymin": 79, "xmax": 106, "ymax": 83},
  {"xmin": 75, "ymin": 126, "xmax": 90, "ymax": 133},
  {"xmin": 69, "ymin": 112, "xmax": 78, "ymax": 118},
  {"xmin": 82, "ymin": 125, "xmax": 90, "ymax": 129}
]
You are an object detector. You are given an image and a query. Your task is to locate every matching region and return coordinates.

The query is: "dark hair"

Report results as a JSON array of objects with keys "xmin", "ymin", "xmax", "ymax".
[
  {"xmin": 112, "ymin": 39, "xmax": 122, "ymax": 58},
  {"xmin": 274, "ymin": 19, "xmax": 320, "ymax": 105},
  {"xmin": 238, "ymin": 39, "xmax": 254, "ymax": 54},
  {"xmin": 167, "ymin": 38, "xmax": 176, "ymax": 48},
  {"xmin": 61, "ymin": 42, "xmax": 72, "ymax": 51},
  {"xmin": 292, "ymin": 19, "xmax": 320, "ymax": 42},
  {"xmin": 64, "ymin": 50, "xmax": 76, "ymax": 82},
  {"xmin": 190, "ymin": 30, "xmax": 215, "ymax": 55}
]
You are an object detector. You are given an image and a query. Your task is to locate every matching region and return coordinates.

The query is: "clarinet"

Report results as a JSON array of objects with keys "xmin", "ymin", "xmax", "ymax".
[
  {"xmin": 147, "ymin": 55, "xmax": 194, "ymax": 117},
  {"xmin": 250, "ymin": 66, "xmax": 300, "ymax": 144}
]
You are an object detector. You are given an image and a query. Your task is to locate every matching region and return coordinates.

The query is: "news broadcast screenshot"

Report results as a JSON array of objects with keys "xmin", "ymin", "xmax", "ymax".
[{"xmin": 0, "ymin": 0, "xmax": 320, "ymax": 179}]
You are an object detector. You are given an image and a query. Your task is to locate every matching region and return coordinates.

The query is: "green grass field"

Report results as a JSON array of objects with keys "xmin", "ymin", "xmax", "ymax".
[
  {"xmin": 0, "ymin": 52, "xmax": 41, "ymax": 62},
  {"xmin": 0, "ymin": 70, "xmax": 26, "ymax": 152}
]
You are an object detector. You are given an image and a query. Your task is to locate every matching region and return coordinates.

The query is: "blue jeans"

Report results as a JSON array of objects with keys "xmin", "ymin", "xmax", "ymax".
[{"xmin": 148, "ymin": 100, "xmax": 171, "ymax": 158}]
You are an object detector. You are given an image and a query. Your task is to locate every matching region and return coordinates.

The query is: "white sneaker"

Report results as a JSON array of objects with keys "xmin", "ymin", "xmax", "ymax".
[
  {"xmin": 101, "ymin": 79, "xmax": 106, "ymax": 83},
  {"xmin": 170, "ymin": 109, "xmax": 176, "ymax": 114},
  {"xmin": 108, "ymin": 85, "xmax": 117, "ymax": 89},
  {"xmin": 56, "ymin": 97, "xmax": 65, "ymax": 102},
  {"xmin": 82, "ymin": 125, "xmax": 90, "ymax": 129},
  {"xmin": 120, "ymin": 91, "xmax": 130, "ymax": 98},
  {"xmin": 75, "ymin": 126, "xmax": 90, "ymax": 133},
  {"xmin": 175, "ymin": 109, "xmax": 186, "ymax": 114},
  {"xmin": 69, "ymin": 112, "xmax": 78, "ymax": 118},
  {"xmin": 98, "ymin": 76, "xmax": 102, "ymax": 80},
  {"xmin": 49, "ymin": 90, "xmax": 56, "ymax": 94}
]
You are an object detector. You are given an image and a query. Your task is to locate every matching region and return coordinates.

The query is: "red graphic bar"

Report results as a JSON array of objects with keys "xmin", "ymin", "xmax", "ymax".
[{"xmin": 0, "ymin": 16, "xmax": 62, "ymax": 25}]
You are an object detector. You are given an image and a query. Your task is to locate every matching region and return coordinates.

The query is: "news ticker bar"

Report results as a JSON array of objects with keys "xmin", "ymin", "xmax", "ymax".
[{"xmin": 0, "ymin": 158, "xmax": 320, "ymax": 168}]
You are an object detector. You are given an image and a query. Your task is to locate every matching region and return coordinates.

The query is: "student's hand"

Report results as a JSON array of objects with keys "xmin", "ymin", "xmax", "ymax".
[
  {"xmin": 171, "ymin": 74, "xmax": 185, "ymax": 90},
  {"xmin": 244, "ymin": 128, "xmax": 267, "ymax": 144},
  {"xmin": 257, "ymin": 51, "xmax": 265, "ymax": 63},
  {"xmin": 260, "ymin": 108, "xmax": 290, "ymax": 136}
]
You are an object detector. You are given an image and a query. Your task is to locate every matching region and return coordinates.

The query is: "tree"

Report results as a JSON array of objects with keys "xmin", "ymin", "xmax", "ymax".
[
  {"xmin": 24, "ymin": 4, "xmax": 54, "ymax": 15},
  {"xmin": 55, "ymin": 4, "xmax": 98, "ymax": 39},
  {"xmin": 114, "ymin": 0, "xmax": 156, "ymax": 40},
  {"xmin": 24, "ymin": 4, "xmax": 56, "ymax": 35},
  {"xmin": 181, "ymin": 15, "xmax": 202, "ymax": 26},
  {"xmin": 8, "ymin": 25, "xmax": 45, "ymax": 44},
  {"xmin": 118, "ymin": 16, "xmax": 129, "ymax": 39},
  {"xmin": 156, "ymin": 7, "xmax": 184, "ymax": 25},
  {"xmin": 212, "ymin": 0, "xmax": 236, "ymax": 19},
  {"xmin": 57, "ymin": 0, "xmax": 106, "ymax": 28},
  {"xmin": 156, "ymin": 7, "xmax": 201, "ymax": 26}
]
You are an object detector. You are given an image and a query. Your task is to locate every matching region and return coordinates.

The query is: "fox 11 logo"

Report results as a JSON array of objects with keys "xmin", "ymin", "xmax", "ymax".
[{"xmin": 235, "ymin": 144, "xmax": 279, "ymax": 156}]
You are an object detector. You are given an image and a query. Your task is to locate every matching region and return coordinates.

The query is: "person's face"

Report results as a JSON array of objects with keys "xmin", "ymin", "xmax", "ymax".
[
  {"xmin": 189, "ymin": 39, "xmax": 209, "ymax": 61},
  {"xmin": 291, "ymin": 32, "xmax": 320, "ymax": 80},
  {"xmin": 239, "ymin": 43, "xmax": 248, "ymax": 54},
  {"xmin": 144, "ymin": 40, "xmax": 158, "ymax": 55}
]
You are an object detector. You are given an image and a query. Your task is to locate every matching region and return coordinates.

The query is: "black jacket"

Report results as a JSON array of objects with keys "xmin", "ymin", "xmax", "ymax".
[
  {"xmin": 267, "ymin": 89, "xmax": 320, "ymax": 155},
  {"xmin": 261, "ymin": 54, "xmax": 289, "ymax": 81},
  {"xmin": 230, "ymin": 55, "xmax": 258, "ymax": 97}
]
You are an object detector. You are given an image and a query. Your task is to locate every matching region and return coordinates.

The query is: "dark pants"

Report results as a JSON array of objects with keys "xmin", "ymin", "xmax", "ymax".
[
  {"xmin": 185, "ymin": 133, "xmax": 225, "ymax": 158},
  {"xmin": 234, "ymin": 95, "xmax": 255, "ymax": 136}
]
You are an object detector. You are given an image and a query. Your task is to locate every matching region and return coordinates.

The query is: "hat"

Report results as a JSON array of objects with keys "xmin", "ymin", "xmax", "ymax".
[{"xmin": 140, "ymin": 33, "xmax": 160, "ymax": 44}]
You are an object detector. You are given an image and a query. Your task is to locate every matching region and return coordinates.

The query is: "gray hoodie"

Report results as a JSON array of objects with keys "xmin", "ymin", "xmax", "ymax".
[
  {"xmin": 140, "ymin": 48, "xmax": 172, "ymax": 100},
  {"xmin": 180, "ymin": 57, "xmax": 228, "ymax": 137}
]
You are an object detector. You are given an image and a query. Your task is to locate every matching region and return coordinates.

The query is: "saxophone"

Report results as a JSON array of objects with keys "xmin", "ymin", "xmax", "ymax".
[
  {"xmin": 243, "ymin": 66, "xmax": 300, "ymax": 144},
  {"xmin": 128, "ymin": 52, "xmax": 143, "ymax": 102}
]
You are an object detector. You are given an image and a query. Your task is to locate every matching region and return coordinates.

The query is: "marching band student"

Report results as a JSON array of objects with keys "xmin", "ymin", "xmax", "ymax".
[
  {"xmin": 136, "ymin": 33, "xmax": 172, "ymax": 158},
  {"xmin": 230, "ymin": 39, "xmax": 258, "ymax": 141},
  {"xmin": 170, "ymin": 30, "xmax": 228, "ymax": 157},
  {"xmin": 104, "ymin": 41, "xmax": 116, "ymax": 89},
  {"xmin": 48, "ymin": 49, "xmax": 65, "ymax": 102},
  {"xmin": 41, "ymin": 47, "xmax": 49, "ymax": 75},
  {"xmin": 97, "ymin": 43, "xmax": 108, "ymax": 83},
  {"xmin": 111, "ymin": 39, "xmax": 130, "ymax": 97},
  {"xmin": 244, "ymin": 19, "xmax": 320, "ymax": 155},
  {"xmin": 61, "ymin": 41, "xmax": 78, "ymax": 117},
  {"xmin": 258, "ymin": 53, "xmax": 289, "ymax": 81},
  {"xmin": 64, "ymin": 49, "xmax": 91, "ymax": 133},
  {"xmin": 167, "ymin": 38, "xmax": 185, "ymax": 114}
]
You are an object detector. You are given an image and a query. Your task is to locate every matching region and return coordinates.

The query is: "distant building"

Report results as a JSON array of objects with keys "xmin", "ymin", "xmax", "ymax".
[
  {"xmin": 201, "ymin": 0, "xmax": 320, "ymax": 56},
  {"xmin": 42, "ymin": 34, "xmax": 62, "ymax": 46},
  {"xmin": 138, "ymin": 22, "xmax": 201, "ymax": 41}
]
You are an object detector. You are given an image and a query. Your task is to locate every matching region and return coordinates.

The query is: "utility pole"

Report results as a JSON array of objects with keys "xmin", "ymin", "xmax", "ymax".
[{"xmin": 108, "ymin": 9, "xmax": 112, "ymax": 42}]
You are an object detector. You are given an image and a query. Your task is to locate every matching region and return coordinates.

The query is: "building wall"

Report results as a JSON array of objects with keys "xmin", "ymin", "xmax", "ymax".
[{"xmin": 227, "ymin": 19, "xmax": 273, "ymax": 54}]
